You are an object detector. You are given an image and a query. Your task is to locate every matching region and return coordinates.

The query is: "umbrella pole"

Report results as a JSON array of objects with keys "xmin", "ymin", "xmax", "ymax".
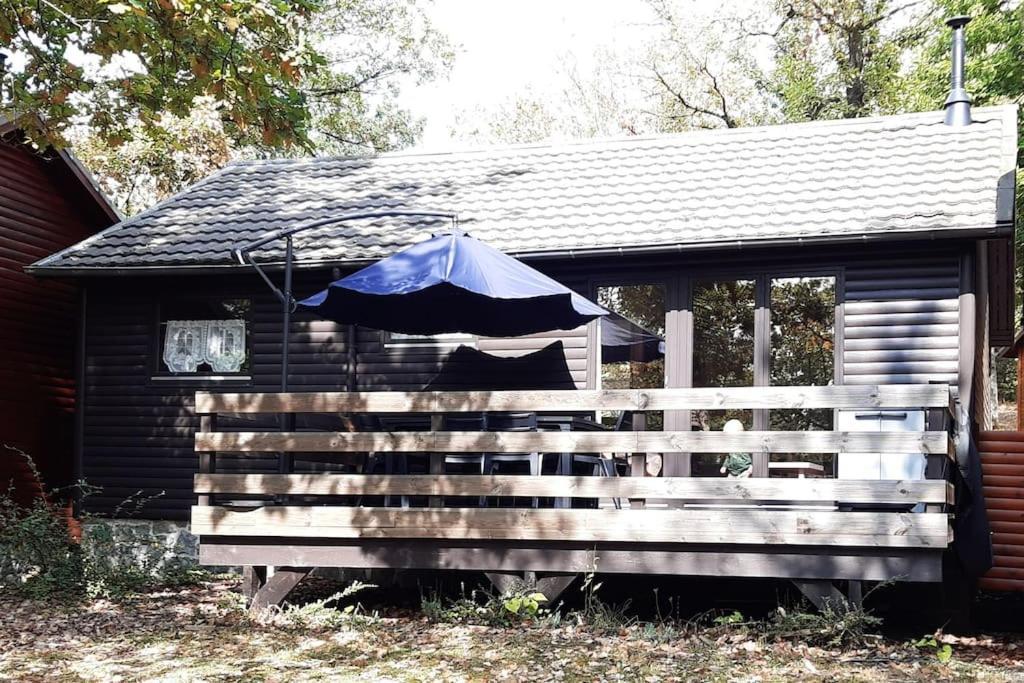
[{"xmin": 281, "ymin": 236, "xmax": 293, "ymax": 393}]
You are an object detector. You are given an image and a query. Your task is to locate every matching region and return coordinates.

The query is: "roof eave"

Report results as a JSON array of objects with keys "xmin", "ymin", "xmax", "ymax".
[{"xmin": 27, "ymin": 222, "xmax": 1013, "ymax": 278}]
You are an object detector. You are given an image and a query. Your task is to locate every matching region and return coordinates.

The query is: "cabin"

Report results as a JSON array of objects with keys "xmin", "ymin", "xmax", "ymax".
[
  {"xmin": 0, "ymin": 114, "xmax": 118, "ymax": 512},
  {"xmin": 28, "ymin": 102, "xmax": 1018, "ymax": 609}
]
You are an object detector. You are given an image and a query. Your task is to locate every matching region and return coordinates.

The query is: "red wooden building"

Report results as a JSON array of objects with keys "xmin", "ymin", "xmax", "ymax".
[{"xmin": 0, "ymin": 114, "xmax": 118, "ymax": 509}]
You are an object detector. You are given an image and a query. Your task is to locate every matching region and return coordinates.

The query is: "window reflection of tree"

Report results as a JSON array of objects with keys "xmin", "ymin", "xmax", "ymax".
[
  {"xmin": 597, "ymin": 284, "xmax": 666, "ymax": 430},
  {"xmin": 692, "ymin": 280, "xmax": 755, "ymax": 475},
  {"xmin": 770, "ymin": 277, "xmax": 836, "ymax": 473}
]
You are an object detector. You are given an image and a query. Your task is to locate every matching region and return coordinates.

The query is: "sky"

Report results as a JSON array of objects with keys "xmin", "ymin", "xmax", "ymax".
[{"xmin": 400, "ymin": 0, "xmax": 662, "ymax": 149}]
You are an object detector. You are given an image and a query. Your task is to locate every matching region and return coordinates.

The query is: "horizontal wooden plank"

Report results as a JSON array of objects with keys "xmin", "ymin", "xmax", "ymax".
[
  {"xmin": 198, "ymin": 540, "xmax": 943, "ymax": 581},
  {"xmin": 195, "ymin": 429, "xmax": 950, "ymax": 455},
  {"xmin": 191, "ymin": 506, "xmax": 951, "ymax": 548},
  {"xmin": 194, "ymin": 473, "xmax": 953, "ymax": 504},
  {"xmin": 978, "ymin": 577, "xmax": 1024, "ymax": 592},
  {"xmin": 195, "ymin": 384, "xmax": 951, "ymax": 414}
]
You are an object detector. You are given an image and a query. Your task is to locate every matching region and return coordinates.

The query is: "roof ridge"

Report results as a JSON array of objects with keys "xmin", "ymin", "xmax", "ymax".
[{"xmin": 221, "ymin": 105, "xmax": 1014, "ymax": 169}]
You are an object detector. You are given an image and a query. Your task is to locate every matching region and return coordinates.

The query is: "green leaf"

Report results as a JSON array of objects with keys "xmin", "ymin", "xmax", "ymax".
[{"xmin": 937, "ymin": 644, "xmax": 953, "ymax": 664}]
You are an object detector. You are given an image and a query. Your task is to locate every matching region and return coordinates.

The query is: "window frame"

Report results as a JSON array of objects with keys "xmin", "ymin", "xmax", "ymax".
[
  {"xmin": 381, "ymin": 330, "xmax": 478, "ymax": 350},
  {"xmin": 149, "ymin": 296, "xmax": 255, "ymax": 384}
]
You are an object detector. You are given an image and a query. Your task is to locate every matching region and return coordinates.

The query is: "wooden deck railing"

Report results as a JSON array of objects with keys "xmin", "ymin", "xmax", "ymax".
[{"xmin": 193, "ymin": 385, "xmax": 954, "ymax": 568}]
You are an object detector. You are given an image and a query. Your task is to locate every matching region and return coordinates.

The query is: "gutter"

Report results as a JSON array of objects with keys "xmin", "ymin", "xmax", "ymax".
[{"xmin": 26, "ymin": 223, "xmax": 1013, "ymax": 278}]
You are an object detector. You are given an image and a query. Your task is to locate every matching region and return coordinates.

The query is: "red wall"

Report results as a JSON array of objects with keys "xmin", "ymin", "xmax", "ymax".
[{"xmin": 0, "ymin": 137, "xmax": 111, "ymax": 508}]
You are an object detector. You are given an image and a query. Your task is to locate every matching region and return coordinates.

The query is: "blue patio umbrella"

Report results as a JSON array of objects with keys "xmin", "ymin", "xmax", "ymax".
[
  {"xmin": 601, "ymin": 311, "xmax": 665, "ymax": 364},
  {"xmin": 297, "ymin": 232, "xmax": 608, "ymax": 337}
]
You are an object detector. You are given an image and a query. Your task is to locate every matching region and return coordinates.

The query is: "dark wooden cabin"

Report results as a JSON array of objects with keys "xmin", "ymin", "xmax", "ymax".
[
  {"xmin": 0, "ymin": 115, "xmax": 118, "ymax": 510},
  {"xmin": 29, "ymin": 105, "xmax": 1018, "ymax": 605}
]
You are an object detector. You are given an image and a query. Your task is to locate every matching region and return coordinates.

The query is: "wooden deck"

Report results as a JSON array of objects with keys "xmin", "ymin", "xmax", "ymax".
[{"xmin": 192, "ymin": 385, "xmax": 955, "ymax": 604}]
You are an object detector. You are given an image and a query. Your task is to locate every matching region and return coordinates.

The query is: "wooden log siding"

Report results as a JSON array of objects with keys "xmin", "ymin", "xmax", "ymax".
[
  {"xmin": 0, "ymin": 139, "xmax": 112, "ymax": 516},
  {"xmin": 979, "ymin": 431, "xmax": 1024, "ymax": 592},
  {"xmin": 842, "ymin": 258, "xmax": 961, "ymax": 386}
]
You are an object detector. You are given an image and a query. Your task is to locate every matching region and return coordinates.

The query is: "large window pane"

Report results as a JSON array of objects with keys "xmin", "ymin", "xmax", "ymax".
[
  {"xmin": 769, "ymin": 276, "xmax": 837, "ymax": 476},
  {"xmin": 692, "ymin": 279, "xmax": 755, "ymax": 476},
  {"xmin": 597, "ymin": 284, "xmax": 666, "ymax": 429}
]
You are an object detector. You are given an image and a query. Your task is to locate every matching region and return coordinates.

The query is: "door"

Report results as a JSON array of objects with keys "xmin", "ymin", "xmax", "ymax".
[{"xmin": 836, "ymin": 410, "xmax": 926, "ymax": 480}]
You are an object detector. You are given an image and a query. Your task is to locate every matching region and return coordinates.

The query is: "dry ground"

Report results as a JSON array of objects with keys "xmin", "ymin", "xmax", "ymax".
[{"xmin": 1, "ymin": 577, "xmax": 1022, "ymax": 682}]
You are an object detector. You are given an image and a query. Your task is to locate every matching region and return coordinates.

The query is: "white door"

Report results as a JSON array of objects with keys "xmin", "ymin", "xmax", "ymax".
[
  {"xmin": 837, "ymin": 410, "xmax": 926, "ymax": 480},
  {"xmin": 879, "ymin": 411, "xmax": 926, "ymax": 480},
  {"xmin": 837, "ymin": 410, "xmax": 882, "ymax": 479}
]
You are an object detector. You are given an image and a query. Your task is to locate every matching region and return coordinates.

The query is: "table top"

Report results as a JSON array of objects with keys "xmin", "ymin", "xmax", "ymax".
[{"xmin": 768, "ymin": 461, "xmax": 825, "ymax": 477}]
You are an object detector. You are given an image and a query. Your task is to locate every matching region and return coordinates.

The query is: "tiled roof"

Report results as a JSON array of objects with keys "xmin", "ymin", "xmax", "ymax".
[{"xmin": 30, "ymin": 105, "xmax": 1018, "ymax": 274}]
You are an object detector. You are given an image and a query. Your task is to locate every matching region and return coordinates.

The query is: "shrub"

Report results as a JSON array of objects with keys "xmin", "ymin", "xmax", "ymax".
[
  {"xmin": 420, "ymin": 582, "xmax": 552, "ymax": 626},
  {"xmin": 262, "ymin": 581, "xmax": 378, "ymax": 629},
  {"xmin": 0, "ymin": 446, "xmax": 204, "ymax": 599}
]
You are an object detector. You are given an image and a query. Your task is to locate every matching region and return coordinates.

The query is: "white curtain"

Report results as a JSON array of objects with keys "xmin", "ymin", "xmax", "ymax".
[
  {"xmin": 205, "ymin": 319, "xmax": 247, "ymax": 372},
  {"xmin": 163, "ymin": 319, "xmax": 247, "ymax": 373},
  {"xmin": 163, "ymin": 320, "xmax": 209, "ymax": 373}
]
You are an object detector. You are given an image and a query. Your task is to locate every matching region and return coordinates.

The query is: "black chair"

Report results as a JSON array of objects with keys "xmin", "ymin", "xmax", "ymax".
[
  {"xmin": 441, "ymin": 413, "xmax": 490, "ymax": 506},
  {"xmin": 481, "ymin": 412, "xmax": 543, "ymax": 508}
]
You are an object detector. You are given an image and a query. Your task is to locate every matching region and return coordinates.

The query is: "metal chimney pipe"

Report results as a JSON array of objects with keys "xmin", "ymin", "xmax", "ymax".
[{"xmin": 944, "ymin": 15, "xmax": 972, "ymax": 126}]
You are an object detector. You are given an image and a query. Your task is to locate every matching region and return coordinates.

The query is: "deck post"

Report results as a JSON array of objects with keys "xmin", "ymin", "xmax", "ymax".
[
  {"xmin": 628, "ymin": 410, "xmax": 647, "ymax": 509},
  {"xmin": 925, "ymin": 389, "xmax": 951, "ymax": 513},
  {"xmin": 241, "ymin": 565, "xmax": 267, "ymax": 602},
  {"xmin": 249, "ymin": 566, "xmax": 310, "ymax": 612},
  {"xmin": 277, "ymin": 412, "xmax": 295, "ymax": 505},
  {"xmin": 429, "ymin": 414, "xmax": 445, "ymax": 508},
  {"xmin": 792, "ymin": 579, "xmax": 850, "ymax": 612},
  {"xmin": 197, "ymin": 414, "xmax": 217, "ymax": 506}
]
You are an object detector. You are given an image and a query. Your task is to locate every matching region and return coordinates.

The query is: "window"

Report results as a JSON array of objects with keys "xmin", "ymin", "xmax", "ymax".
[
  {"xmin": 688, "ymin": 274, "xmax": 837, "ymax": 477},
  {"xmin": 157, "ymin": 299, "xmax": 251, "ymax": 376},
  {"xmin": 597, "ymin": 283, "xmax": 667, "ymax": 429},
  {"xmin": 692, "ymin": 279, "xmax": 756, "ymax": 475},
  {"xmin": 769, "ymin": 276, "xmax": 837, "ymax": 475},
  {"xmin": 384, "ymin": 331, "xmax": 476, "ymax": 348}
]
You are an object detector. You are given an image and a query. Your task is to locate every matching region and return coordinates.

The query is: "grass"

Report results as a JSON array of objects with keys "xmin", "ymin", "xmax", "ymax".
[{"xmin": 1, "ymin": 576, "xmax": 1022, "ymax": 682}]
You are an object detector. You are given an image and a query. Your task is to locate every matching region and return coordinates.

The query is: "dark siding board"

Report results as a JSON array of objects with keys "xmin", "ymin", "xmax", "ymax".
[
  {"xmin": 842, "ymin": 249, "xmax": 961, "ymax": 388},
  {"xmin": 987, "ymin": 238, "xmax": 1015, "ymax": 347}
]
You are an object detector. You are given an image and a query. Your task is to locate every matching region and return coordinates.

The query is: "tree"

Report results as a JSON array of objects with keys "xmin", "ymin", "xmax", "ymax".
[
  {"xmin": 69, "ymin": 97, "xmax": 230, "ymax": 215},
  {"xmin": 759, "ymin": 0, "xmax": 930, "ymax": 122},
  {"xmin": 0, "ymin": 0, "xmax": 322, "ymax": 148},
  {"xmin": 298, "ymin": 0, "xmax": 452, "ymax": 155},
  {"xmin": 645, "ymin": 0, "xmax": 772, "ymax": 130},
  {"xmin": 450, "ymin": 48, "xmax": 653, "ymax": 146},
  {"xmin": 2, "ymin": 0, "xmax": 452, "ymax": 215}
]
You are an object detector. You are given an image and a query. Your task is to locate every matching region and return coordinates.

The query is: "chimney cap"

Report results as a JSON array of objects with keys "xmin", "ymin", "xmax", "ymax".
[{"xmin": 946, "ymin": 15, "xmax": 972, "ymax": 28}]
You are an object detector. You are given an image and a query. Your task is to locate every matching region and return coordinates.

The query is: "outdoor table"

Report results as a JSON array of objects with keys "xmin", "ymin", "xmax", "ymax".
[{"xmin": 768, "ymin": 461, "xmax": 825, "ymax": 478}]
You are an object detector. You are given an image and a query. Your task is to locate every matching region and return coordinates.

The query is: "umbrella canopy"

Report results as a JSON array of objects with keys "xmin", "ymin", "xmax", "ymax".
[
  {"xmin": 297, "ymin": 232, "xmax": 608, "ymax": 337},
  {"xmin": 601, "ymin": 311, "xmax": 665, "ymax": 364}
]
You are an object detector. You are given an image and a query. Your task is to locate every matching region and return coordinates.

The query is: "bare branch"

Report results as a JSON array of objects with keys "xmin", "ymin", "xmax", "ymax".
[{"xmin": 650, "ymin": 64, "xmax": 737, "ymax": 129}]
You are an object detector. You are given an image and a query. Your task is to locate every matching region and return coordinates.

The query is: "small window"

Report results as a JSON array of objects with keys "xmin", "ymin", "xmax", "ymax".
[
  {"xmin": 157, "ymin": 299, "xmax": 251, "ymax": 375},
  {"xmin": 384, "ymin": 331, "xmax": 476, "ymax": 348}
]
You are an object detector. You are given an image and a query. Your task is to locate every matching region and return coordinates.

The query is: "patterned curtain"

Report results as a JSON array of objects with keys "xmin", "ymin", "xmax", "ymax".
[
  {"xmin": 162, "ymin": 320, "xmax": 209, "ymax": 373},
  {"xmin": 205, "ymin": 320, "xmax": 247, "ymax": 372},
  {"xmin": 163, "ymin": 319, "xmax": 247, "ymax": 373}
]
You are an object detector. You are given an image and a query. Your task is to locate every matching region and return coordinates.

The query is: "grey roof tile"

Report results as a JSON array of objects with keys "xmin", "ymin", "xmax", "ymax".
[{"xmin": 30, "ymin": 106, "xmax": 1018, "ymax": 273}]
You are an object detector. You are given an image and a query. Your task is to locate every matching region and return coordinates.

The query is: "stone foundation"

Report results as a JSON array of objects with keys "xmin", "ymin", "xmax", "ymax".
[{"xmin": 82, "ymin": 519, "xmax": 201, "ymax": 574}]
